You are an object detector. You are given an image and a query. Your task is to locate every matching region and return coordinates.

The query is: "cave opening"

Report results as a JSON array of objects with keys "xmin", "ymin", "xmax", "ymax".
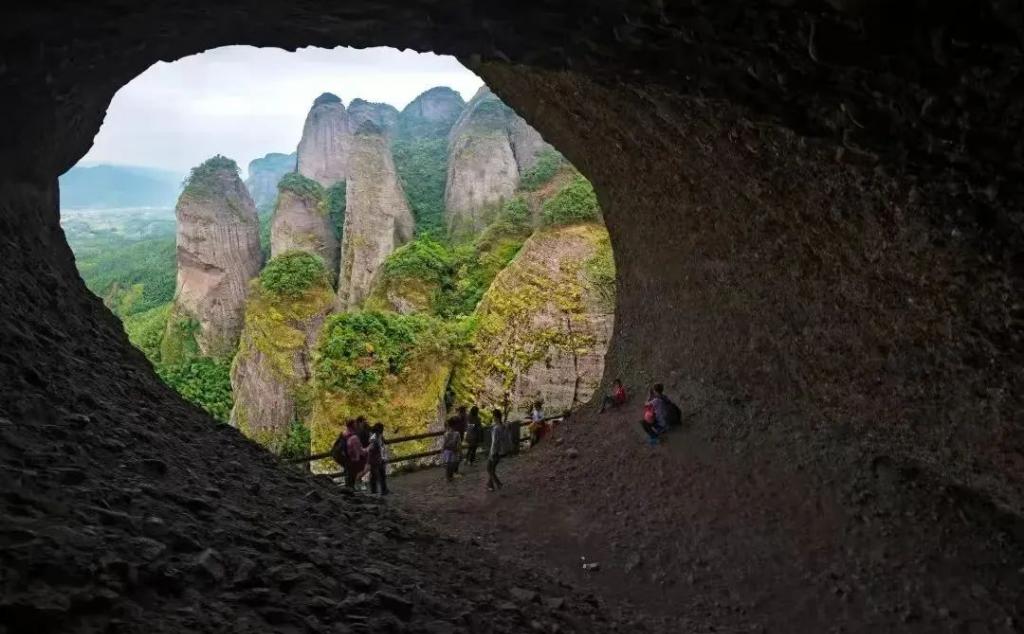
[
  {"xmin": 3, "ymin": 3, "xmax": 1023, "ymax": 633},
  {"xmin": 60, "ymin": 44, "xmax": 619, "ymax": 464}
]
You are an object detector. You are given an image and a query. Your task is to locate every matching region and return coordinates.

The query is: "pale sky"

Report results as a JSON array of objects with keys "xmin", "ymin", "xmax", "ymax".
[{"xmin": 79, "ymin": 46, "xmax": 484, "ymax": 176}]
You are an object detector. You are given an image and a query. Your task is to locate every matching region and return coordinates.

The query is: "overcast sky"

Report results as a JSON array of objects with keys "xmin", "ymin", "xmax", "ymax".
[{"xmin": 78, "ymin": 46, "xmax": 483, "ymax": 176}]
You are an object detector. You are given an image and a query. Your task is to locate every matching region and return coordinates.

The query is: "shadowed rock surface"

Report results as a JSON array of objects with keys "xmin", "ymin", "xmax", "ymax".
[
  {"xmin": 269, "ymin": 174, "xmax": 338, "ymax": 276},
  {"xmin": 336, "ymin": 123, "xmax": 414, "ymax": 310},
  {"xmin": 296, "ymin": 92, "xmax": 350, "ymax": 187},
  {"xmin": 2, "ymin": 2, "xmax": 1024, "ymax": 632},
  {"xmin": 163, "ymin": 157, "xmax": 262, "ymax": 361},
  {"xmin": 244, "ymin": 152, "xmax": 295, "ymax": 209}
]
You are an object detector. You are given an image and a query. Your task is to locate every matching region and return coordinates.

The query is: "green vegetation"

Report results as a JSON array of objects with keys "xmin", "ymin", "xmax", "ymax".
[
  {"xmin": 156, "ymin": 358, "xmax": 233, "ymax": 422},
  {"xmin": 74, "ymin": 235, "xmax": 176, "ymax": 318},
  {"xmin": 584, "ymin": 232, "xmax": 617, "ymax": 311},
  {"xmin": 259, "ymin": 252, "xmax": 329, "ymax": 299},
  {"xmin": 326, "ymin": 182, "xmax": 346, "ymax": 240},
  {"xmin": 541, "ymin": 174, "xmax": 601, "ymax": 226},
  {"xmin": 182, "ymin": 155, "xmax": 239, "ymax": 198},
  {"xmin": 159, "ymin": 311, "xmax": 201, "ymax": 365},
  {"xmin": 519, "ymin": 149, "xmax": 564, "ymax": 191},
  {"xmin": 279, "ymin": 420, "xmax": 312, "ymax": 460},
  {"xmin": 315, "ymin": 311, "xmax": 441, "ymax": 394},
  {"xmin": 392, "ymin": 137, "xmax": 448, "ymax": 236},
  {"xmin": 277, "ymin": 172, "xmax": 325, "ymax": 205},
  {"xmin": 123, "ymin": 302, "xmax": 172, "ymax": 362}
]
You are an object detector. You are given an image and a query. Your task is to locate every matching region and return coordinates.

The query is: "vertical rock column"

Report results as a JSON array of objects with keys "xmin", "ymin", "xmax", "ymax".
[
  {"xmin": 336, "ymin": 122, "xmax": 415, "ymax": 310},
  {"xmin": 296, "ymin": 92, "xmax": 350, "ymax": 188},
  {"xmin": 163, "ymin": 156, "xmax": 262, "ymax": 362}
]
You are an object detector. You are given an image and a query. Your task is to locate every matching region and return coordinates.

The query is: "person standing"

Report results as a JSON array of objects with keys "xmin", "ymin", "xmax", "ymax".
[
  {"xmin": 451, "ymin": 406, "xmax": 468, "ymax": 475},
  {"xmin": 528, "ymin": 400, "xmax": 545, "ymax": 446},
  {"xmin": 487, "ymin": 409, "xmax": 507, "ymax": 491},
  {"xmin": 465, "ymin": 405, "xmax": 483, "ymax": 464},
  {"xmin": 367, "ymin": 422, "xmax": 389, "ymax": 495},
  {"xmin": 441, "ymin": 418, "xmax": 462, "ymax": 483},
  {"xmin": 346, "ymin": 421, "xmax": 368, "ymax": 489}
]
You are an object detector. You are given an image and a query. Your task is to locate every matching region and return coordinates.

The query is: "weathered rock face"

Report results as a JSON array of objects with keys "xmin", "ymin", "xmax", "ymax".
[
  {"xmin": 452, "ymin": 223, "xmax": 614, "ymax": 417},
  {"xmin": 398, "ymin": 86, "xmax": 466, "ymax": 139},
  {"xmin": 269, "ymin": 174, "xmax": 337, "ymax": 276},
  {"xmin": 164, "ymin": 157, "xmax": 262, "ymax": 361},
  {"xmin": 230, "ymin": 259, "xmax": 334, "ymax": 451},
  {"xmin": 296, "ymin": 92, "xmax": 350, "ymax": 187},
  {"xmin": 336, "ymin": 123, "xmax": 415, "ymax": 310},
  {"xmin": 245, "ymin": 152, "xmax": 295, "ymax": 209},
  {"xmin": 348, "ymin": 98, "xmax": 399, "ymax": 137},
  {"xmin": 444, "ymin": 87, "xmax": 551, "ymax": 237}
]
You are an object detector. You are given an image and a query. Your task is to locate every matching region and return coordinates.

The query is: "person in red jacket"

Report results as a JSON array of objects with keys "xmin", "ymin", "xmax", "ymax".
[
  {"xmin": 599, "ymin": 378, "xmax": 628, "ymax": 413},
  {"xmin": 345, "ymin": 419, "xmax": 368, "ymax": 489}
]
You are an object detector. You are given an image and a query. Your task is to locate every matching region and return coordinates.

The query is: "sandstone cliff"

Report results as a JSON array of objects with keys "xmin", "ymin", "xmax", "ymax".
[
  {"xmin": 162, "ymin": 156, "xmax": 262, "ymax": 362},
  {"xmin": 451, "ymin": 222, "xmax": 614, "ymax": 417},
  {"xmin": 444, "ymin": 87, "xmax": 552, "ymax": 238},
  {"xmin": 336, "ymin": 122, "xmax": 415, "ymax": 310},
  {"xmin": 296, "ymin": 92, "xmax": 350, "ymax": 187},
  {"xmin": 269, "ymin": 172, "xmax": 338, "ymax": 278},
  {"xmin": 230, "ymin": 252, "xmax": 334, "ymax": 451},
  {"xmin": 348, "ymin": 98, "xmax": 399, "ymax": 137},
  {"xmin": 398, "ymin": 86, "xmax": 466, "ymax": 139},
  {"xmin": 245, "ymin": 152, "xmax": 295, "ymax": 209}
]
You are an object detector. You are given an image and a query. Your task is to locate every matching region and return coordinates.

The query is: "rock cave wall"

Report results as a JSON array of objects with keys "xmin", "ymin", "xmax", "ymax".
[{"xmin": 0, "ymin": 3, "xmax": 1022, "ymax": 629}]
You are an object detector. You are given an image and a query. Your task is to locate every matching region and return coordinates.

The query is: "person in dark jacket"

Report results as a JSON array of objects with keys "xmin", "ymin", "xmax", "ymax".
[
  {"xmin": 367, "ymin": 422, "xmax": 389, "ymax": 495},
  {"xmin": 487, "ymin": 409, "xmax": 508, "ymax": 491},
  {"xmin": 465, "ymin": 405, "xmax": 483, "ymax": 464}
]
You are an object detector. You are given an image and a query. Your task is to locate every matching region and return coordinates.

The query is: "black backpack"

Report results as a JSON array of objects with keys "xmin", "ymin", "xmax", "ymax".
[
  {"xmin": 664, "ymin": 397, "xmax": 683, "ymax": 427},
  {"xmin": 330, "ymin": 434, "xmax": 349, "ymax": 466}
]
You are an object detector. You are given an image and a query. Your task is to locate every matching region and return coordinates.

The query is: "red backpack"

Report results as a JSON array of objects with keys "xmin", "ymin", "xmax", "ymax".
[{"xmin": 643, "ymin": 402, "xmax": 656, "ymax": 424}]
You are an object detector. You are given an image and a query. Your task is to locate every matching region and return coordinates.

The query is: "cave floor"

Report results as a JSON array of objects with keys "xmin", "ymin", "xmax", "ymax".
[{"xmin": 390, "ymin": 409, "xmax": 1024, "ymax": 634}]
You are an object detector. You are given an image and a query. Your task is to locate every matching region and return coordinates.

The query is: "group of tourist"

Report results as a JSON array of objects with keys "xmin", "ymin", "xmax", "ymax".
[
  {"xmin": 330, "ymin": 417, "xmax": 390, "ymax": 495},
  {"xmin": 442, "ymin": 405, "xmax": 513, "ymax": 492},
  {"xmin": 332, "ymin": 381, "xmax": 682, "ymax": 496}
]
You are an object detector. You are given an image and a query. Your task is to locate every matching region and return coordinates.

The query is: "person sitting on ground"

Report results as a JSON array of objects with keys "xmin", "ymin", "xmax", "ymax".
[
  {"xmin": 599, "ymin": 378, "xmax": 628, "ymax": 413},
  {"xmin": 640, "ymin": 392, "xmax": 662, "ymax": 445},
  {"xmin": 528, "ymin": 400, "xmax": 547, "ymax": 446},
  {"xmin": 650, "ymin": 383, "xmax": 682, "ymax": 429},
  {"xmin": 367, "ymin": 422, "xmax": 389, "ymax": 496},
  {"xmin": 345, "ymin": 420, "xmax": 369, "ymax": 488},
  {"xmin": 465, "ymin": 405, "xmax": 483, "ymax": 465},
  {"xmin": 487, "ymin": 409, "xmax": 508, "ymax": 491},
  {"xmin": 441, "ymin": 418, "xmax": 462, "ymax": 483}
]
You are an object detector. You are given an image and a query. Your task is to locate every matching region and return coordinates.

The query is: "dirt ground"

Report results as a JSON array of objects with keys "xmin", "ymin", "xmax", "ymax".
[{"xmin": 391, "ymin": 407, "xmax": 1024, "ymax": 634}]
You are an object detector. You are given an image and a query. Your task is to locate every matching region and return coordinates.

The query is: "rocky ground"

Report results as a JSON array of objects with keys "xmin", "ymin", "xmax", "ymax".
[
  {"xmin": 393, "ymin": 404, "xmax": 1024, "ymax": 633},
  {"xmin": 0, "ymin": 389, "xmax": 644, "ymax": 633}
]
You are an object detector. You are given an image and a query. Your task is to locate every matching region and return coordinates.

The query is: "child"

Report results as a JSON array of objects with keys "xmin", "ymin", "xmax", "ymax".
[
  {"xmin": 367, "ymin": 422, "xmax": 389, "ymax": 495},
  {"xmin": 441, "ymin": 418, "xmax": 462, "ymax": 482}
]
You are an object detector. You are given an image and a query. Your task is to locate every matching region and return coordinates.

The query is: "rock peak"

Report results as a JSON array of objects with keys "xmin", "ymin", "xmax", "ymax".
[{"xmin": 314, "ymin": 92, "xmax": 342, "ymax": 106}]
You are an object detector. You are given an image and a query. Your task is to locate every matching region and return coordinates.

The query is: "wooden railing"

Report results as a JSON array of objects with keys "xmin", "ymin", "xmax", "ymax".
[{"xmin": 287, "ymin": 412, "xmax": 569, "ymax": 472}]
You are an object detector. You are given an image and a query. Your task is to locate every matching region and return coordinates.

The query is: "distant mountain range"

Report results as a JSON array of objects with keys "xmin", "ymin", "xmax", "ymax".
[{"xmin": 59, "ymin": 164, "xmax": 184, "ymax": 209}]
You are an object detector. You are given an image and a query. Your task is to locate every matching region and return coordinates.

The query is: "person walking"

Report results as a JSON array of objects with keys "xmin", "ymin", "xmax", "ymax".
[
  {"xmin": 367, "ymin": 422, "xmax": 389, "ymax": 495},
  {"xmin": 487, "ymin": 409, "xmax": 508, "ymax": 491},
  {"xmin": 528, "ymin": 400, "xmax": 545, "ymax": 447},
  {"xmin": 451, "ymin": 406, "xmax": 468, "ymax": 475},
  {"xmin": 441, "ymin": 418, "xmax": 462, "ymax": 483},
  {"xmin": 465, "ymin": 405, "xmax": 483, "ymax": 464}
]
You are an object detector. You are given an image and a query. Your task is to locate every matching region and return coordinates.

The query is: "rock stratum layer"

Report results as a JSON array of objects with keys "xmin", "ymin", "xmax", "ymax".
[
  {"xmin": 336, "ymin": 125, "xmax": 414, "ymax": 310},
  {"xmin": 164, "ymin": 158, "xmax": 262, "ymax": 361},
  {"xmin": 4, "ymin": 2, "xmax": 1024, "ymax": 633},
  {"xmin": 444, "ymin": 87, "xmax": 551, "ymax": 238},
  {"xmin": 244, "ymin": 152, "xmax": 295, "ymax": 209},
  {"xmin": 296, "ymin": 92, "xmax": 350, "ymax": 187}
]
